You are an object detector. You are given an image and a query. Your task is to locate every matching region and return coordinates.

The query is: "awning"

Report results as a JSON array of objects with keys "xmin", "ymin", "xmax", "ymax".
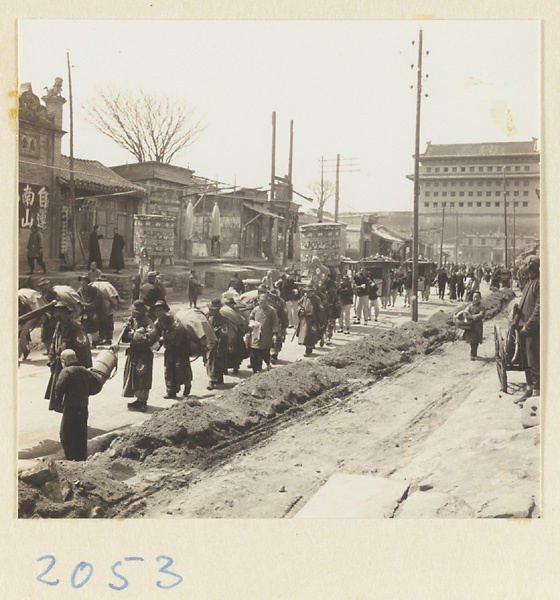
[
  {"xmin": 371, "ymin": 226, "xmax": 404, "ymax": 244},
  {"xmin": 243, "ymin": 201, "xmax": 284, "ymax": 220}
]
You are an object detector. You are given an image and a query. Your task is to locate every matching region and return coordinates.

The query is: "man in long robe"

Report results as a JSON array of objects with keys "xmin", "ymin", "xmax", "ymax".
[
  {"xmin": 45, "ymin": 302, "xmax": 92, "ymax": 412},
  {"xmin": 515, "ymin": 255, "xmax": 540, "ymax": 404},
  {"xmin": 206, "ymin": 299, "xmax": 228, "ymax": 390},
  {"xmin": 297, "ymin": 285, "xmax": 324, "ymax": 357},
  {"xmin": 109, "ymin": 228, "xmax": 126, "ymax": 273},
  {"xmin": 120, "ymin": 299, "xmax": 157, "ymax": 412},
  {"xmin": 88, "ymin": 225, "xmax": 103, "ymax": 269},
  {"xmin": 154, "ymin": 300, "xmax": 193, "ymax": 399},
  {"xmin": 248, "ymin": 294, "xmax": 279, "ymax": 373}
]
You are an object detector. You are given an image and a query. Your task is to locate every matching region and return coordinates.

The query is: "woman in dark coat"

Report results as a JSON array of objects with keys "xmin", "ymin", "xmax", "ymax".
[
  {"xmin": 461, "ymin": 291, "xmax": 486, "ymax": 360},
  {"xmin": 88, "ymin": 225, "xmax": 103, "ymax": 269},
  {"xmin": 109, "ymin": 228, "xmax": 126, "ymax": 273}
]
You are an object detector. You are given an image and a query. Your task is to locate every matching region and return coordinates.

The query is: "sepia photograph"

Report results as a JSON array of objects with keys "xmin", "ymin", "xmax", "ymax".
[{"xmin": 16, "ymin": 19, "xmax": 540, "ymax": 520}]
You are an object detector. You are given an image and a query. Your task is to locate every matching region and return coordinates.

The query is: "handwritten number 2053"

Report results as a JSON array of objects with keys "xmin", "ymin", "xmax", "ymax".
[{"xmin": 36, "ymin": 555, "xmax": 183, "ymax": 590}]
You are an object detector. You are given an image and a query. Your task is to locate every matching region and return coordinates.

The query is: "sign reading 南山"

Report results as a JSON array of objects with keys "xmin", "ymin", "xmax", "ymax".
[{"xmin": 19, "ymin": 183, "xmax": 49, "ymax": 229}]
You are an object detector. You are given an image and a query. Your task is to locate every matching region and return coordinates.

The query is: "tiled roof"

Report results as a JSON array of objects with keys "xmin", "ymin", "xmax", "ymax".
[
  {"xmin": 421, "ymin": 140, "xmax": 538, "ymax": 158},
  {"xmin": 59, "ymin": 156, "xmax": 147, "ymax": 195}
]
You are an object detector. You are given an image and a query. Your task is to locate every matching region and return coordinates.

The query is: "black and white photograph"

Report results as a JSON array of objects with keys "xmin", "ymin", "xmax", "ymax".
[{"xmin": 16, "ymin": 19, "xmax": 541, "ymax": 521}]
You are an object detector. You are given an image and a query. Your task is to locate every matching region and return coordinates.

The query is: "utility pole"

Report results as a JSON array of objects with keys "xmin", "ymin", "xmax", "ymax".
[
  {"xmin": 455, "ymin": 210, "xmax": 459, "ymax": 263},
  {"xmin": 439, "ymin": 203, "xmax": 446, "ymax": 267},
  {"xmin": 411, "ymin": 28, "xmax": 424, "ymax": 322},
  {"xmin": 270, "ymin": 111, "xmax": 276, "ymax": 202},
  {"xmin": 67, "ymin": 50, "xmax": 78, "ymax": 268},
  {"xmin": 335, "ymin": 154, "xmax": 340, "ymax": 222},
  {"xmin": 320, "ymin": 156, "xmax": 360, "ymax": 221},
  {"xmin": 318, "ymin": 156, "xmax": 324, "ymax": 222},
  {"xmin": 503, "ymin": 166, "xmax": 508, "ymax": 266},
  {"xmin": 282, "ymin": 119, "xmax": 294, "ymax": 267}
]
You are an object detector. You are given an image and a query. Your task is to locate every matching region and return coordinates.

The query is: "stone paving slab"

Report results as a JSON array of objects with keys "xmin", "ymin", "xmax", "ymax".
[
  {"xmin": 294, "ymin": 473, "xmax": 410, "ymax": 519},
  {"xmin": 397, "ymin": 490, "xmax": 475, "ymax": 518}
]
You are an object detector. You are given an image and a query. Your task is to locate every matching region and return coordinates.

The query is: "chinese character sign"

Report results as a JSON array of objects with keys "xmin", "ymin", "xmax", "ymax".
[{"xmin": 19, "ymin": 183, "xmax": 49, "ymax": 229}]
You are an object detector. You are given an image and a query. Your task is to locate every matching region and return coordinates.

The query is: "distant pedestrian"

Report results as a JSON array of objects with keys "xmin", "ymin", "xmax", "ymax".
[
  {"xmin": 262, "ymin": 270, "xmax": 274, "ymax": 290},
  {"xmin": 298, "ymin": 285, "xmax": 324, "ymax": 356},
  {"xmin": 337, "ymin": 276, "xmax": 353, "ymax": 334},
  {"xmin": 437, "ymin": 268, "xmax": 448, "ymax": 300},
  {"xmin": 54, "ymin": 349, "xmax": 102, "ymax": 461},
  {"xmin": 368, "ymin": 278, "xmax": 380, "ymax": 321},
  {"xmin": 27, "ymin": 224, "xmax": 47, "ymax": 274},
  {"xmin": 460, "ymin": 291, "xmax": 486, "ymax": 360},
  {"xmin": 188, "ymin": 270, "xmax": 203, "ymax": 307},
  {"xmin": 88, "ymin": 225, "xmax": 103, "ymax": 269},
  {"xmin": 353, "ymin": 269, "xmax": 370, "ymax": 324},
  {"xmin": 109, "ymin": 228, "xmax": 126, "ymax": 273},
  {"xmin": 228, "ymin": 272, "xmax": 245, "ymax": 295}
]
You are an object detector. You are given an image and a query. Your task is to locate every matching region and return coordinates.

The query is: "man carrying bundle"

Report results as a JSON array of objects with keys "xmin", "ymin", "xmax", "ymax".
[{"xmin": 153, "ymin": 300, "xmax": 193, "ymax": 399}]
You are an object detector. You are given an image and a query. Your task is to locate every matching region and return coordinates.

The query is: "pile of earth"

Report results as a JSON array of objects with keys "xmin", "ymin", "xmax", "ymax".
[{"xmin": 18, "ymin": 289, "xmax": 515, "ymax": 519}]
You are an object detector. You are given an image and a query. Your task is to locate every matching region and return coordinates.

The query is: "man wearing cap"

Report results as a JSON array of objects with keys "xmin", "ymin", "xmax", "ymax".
[
  {"xmin": 298, "ymin": 285, "xmax": 324, "ymax": 357},
  {"xmin": 337, "ymin": 276, "xmax": 354, "ymax": 334},
  {"xmin": 248, "ymin": 293, "xmax": 279, "ymax": 373},
  {"xmin": 94, "ymin": 275, "xmax": 120, "ymax": 345},
  {"xmin": 121, "ymin": 299, "xmax": 157, "ymax": 411},
  {"xmin": 37, "ymin": 278, "xmax": 58, "ymax": 352},
  {"xmin": 154, "ymin": 300, "xmax": 193, "ymax": 399},
  {"xmin": 140, "ymin": 271, "xmax": 165, "ymax": 321},
  {"xmin": 353, "ymin": 269, "xmax": 370, "ymax": 324},
  {"xmin": 222, "ymin": 297, "xmax": 248, "ymax": 375},
  {"xmin": 54, "ymin": 349, "xmax": 102, "ymax": 461},
  {"xmin": 206, "ymin": 298, "xmax": 229, "ymax": 390},
  {"xmin": 27, "ymin": 223, "xmax": 47, "ymax": 274},
  {"xmin": 45, "ymin": 302, "xmax": 92, "ymax": 412},
  {"xmin": 515, "ymin": 255, "xmax": 540, "ymax": 404},
  {"xmin": 77, "ymin": 274, "xmax": 104, "ymax": 347}
]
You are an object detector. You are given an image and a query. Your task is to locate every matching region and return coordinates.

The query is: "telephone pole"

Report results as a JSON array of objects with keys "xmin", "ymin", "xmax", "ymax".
[
  {"xmin": 439, "ymin": 203, "xmax": 446, "ymax": 267},
  {"xmin": 503, "ymin": 166, "xmax": 509, "ymax": 266},
  {"xmin": 67, "ymin": 50, "xmax": 77, "ymax": 267},
  {"xmin": 320, "ymin": 156, "xmax": 360, "ymax": 222},
  {"xmin": 270, "ymin": 111, "xmax": 276, "ymax": 202},
  {"xmin": 411, "ymin": 28, "xmax": 424, "ymax": 322}
]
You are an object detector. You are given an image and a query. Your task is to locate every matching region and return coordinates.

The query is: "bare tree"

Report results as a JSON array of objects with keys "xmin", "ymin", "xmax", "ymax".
[
  {"xmin": 83, "ymin": 88, "xmax": 206, "ymax": 164},
  {"xmin": 307, "ymin": 180, "xmax": 336, "ymax": 222}
]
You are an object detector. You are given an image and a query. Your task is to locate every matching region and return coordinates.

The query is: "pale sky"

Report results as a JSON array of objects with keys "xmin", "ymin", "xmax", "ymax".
[{"xmin": 18, "ymin": 20, "xmax": 539, "ymax": 214}]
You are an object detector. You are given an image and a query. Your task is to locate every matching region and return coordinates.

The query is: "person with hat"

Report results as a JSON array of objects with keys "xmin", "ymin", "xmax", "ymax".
[
  {"xmin": 206, "ymin": 298, "xmax": 229, "ymax": 390},
  {"xmin": 77, "ymin": 274, "xmax": 105, "ymax": 348},
  {"xmin": 109, "ymin": 227, "xmax": 126, "ymax": 273},
  {"xmin": 188, "ymin": 269, "xmax": 203, "ymax": 308},
  {"xmin": 93, "ymin": 275, "xmax": 120, "ymax": 345},
  {"xmin": 297, "ymin": 284, "xmax": 324, "ymax": 357},
  {"xmin": 154, "ymin": 300, "xmax": 193, "ymax": 399},
  {"xmin": 27, "ymin": 223, "xmax": 47, "ymax": 274},
  {"xmin": 120, "ymin": 299, "xmax": 157, "ymax": 411},
  {"xmin": 336, "ymin": 276, "xmax": 353, "ymax": 334},
  {"xmin": 53, "ymin": 349, "xmax": 102, "ymax": 461},
  {"xmin": 222, "ymin": 297, "xmax": 249, "ymax": 375},
  {"xmin": 140, "ymin": 271, "xmax": 165, "ymax": 321},
  {"xmin": 248, "ymin": 293, "xmax": 280, "ymax": 373},
  {"xmin": 514, "ymin": 255, "xmax": 540, "ymax": 405},
  {"xmin": 37, "ymin": 278, "xmax": 58, "ymax": 352},
  {"xmin": 45, "ymin": 302, "xmax": 92, "ymax": 412}
]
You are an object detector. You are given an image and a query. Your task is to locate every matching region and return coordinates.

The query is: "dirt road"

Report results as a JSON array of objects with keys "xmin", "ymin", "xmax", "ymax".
[{"xmin": 139, "ymin": 312, "xmax": 539, "ymax": 519}]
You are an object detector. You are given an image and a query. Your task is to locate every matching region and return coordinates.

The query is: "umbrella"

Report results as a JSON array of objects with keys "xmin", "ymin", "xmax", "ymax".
[
  {"xmin": 211, "ymin": 201, "xmax": 221, "ymax": 238},
  {"xmin": 185, "ymin": 200, "xmax": 194, "ymax": 241}
]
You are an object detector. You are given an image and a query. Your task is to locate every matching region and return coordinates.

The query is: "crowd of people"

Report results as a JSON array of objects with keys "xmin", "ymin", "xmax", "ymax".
[{"xmin": 18, "ymin": 252, "xmax": 540, "ymax": 461}]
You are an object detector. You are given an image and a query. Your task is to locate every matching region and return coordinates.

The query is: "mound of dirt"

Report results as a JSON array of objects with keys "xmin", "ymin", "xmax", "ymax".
[{"xmin": 18, "ymin": 289, "xmax": 515, "ymax": 519}]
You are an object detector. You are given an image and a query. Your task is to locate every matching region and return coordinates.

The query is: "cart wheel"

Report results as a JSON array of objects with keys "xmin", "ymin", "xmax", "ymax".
[{"xmin": 494, "ymin": 325, "xmax": 508, "ymax": 393}]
